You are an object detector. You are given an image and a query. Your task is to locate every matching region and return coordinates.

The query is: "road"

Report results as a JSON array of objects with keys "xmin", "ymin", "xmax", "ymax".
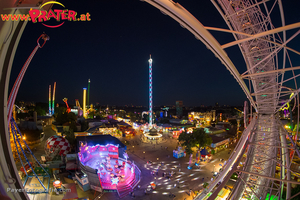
[{"xmin": 100, "ymin": 130, "xmax": 232, "ymax": 200}]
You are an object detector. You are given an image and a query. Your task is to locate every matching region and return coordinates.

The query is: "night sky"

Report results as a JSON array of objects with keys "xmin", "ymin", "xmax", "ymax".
[{"xmin": 10, "ymin": 0, "xmax": 300, "ymax": 107}]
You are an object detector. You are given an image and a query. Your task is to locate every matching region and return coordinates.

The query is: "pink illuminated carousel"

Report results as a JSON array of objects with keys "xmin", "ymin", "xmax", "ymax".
[{"xmin": 78, "ymin": 142, "xmax": 141, "ymax": 198}]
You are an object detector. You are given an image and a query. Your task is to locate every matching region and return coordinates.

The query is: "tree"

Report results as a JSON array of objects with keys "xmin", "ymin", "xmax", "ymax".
[
  {"xmin": 193, "ymin": 128, "xmax": 212, "ymax": 151},
  {"xmin": 142, "ymin": 113, "xmax": 149, "ymax": 123},
  {"xmin": 80, "ymin": 121, "xmax": 89, "ymax": 131},
  {"xmin": 178, "ymin": 128, "xmax": 212, "ymax": 155},
  {"xmin": 128, "ymin": 112, "xmax": 137, "ymax": 122},
  {"xmin": 34, "ymin": 106, "xmax": 46, "ymax": 116},
  {"xmin": 62, "ymin": 129, "xmax": 76, "ymax": 151},
  {"xmin": 178, "ymin": 131, "xmax": 194, "ymax": 155},
  {"xmin": 55, "ymin": 109, "xmax": 77, "ymax": 125}
]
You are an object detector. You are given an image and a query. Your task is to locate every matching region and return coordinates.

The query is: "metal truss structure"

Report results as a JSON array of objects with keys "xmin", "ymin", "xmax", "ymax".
[
  {"xmin": 201, "ymin": 1, "xmax": 300, "ymax": 199},
  {"xmin": 141, "ymin": 0, "xmax": 300, "ymax": 199}
]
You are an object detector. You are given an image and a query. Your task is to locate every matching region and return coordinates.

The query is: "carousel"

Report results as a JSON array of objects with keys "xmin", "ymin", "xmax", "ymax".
[
  {"xmin": 142, "ymin": 127, "xmax": 164, "ymax": 144},
  {"xmin": 78, "ymin": 142, "xmax": 141, "ymax": 197}
]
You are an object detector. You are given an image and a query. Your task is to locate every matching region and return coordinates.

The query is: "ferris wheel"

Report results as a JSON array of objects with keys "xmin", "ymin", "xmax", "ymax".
[{"xmin": 141, "ymin": 0, "xmax": 300, "ymax": 199}]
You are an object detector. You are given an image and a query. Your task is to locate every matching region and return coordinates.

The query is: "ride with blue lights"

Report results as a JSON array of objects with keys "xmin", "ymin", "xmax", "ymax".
[{"xmin": 149, "ymin": 55, "xmax": 153, "ymax": 127}]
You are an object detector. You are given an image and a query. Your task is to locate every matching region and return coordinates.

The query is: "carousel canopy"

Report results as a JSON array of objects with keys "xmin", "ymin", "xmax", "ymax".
[
  {"xmin": 76, "ymin": 135, "xmax": 126, "ymax": 152},
  {"xmin": 148, "ymin": 128, "xmax": 159, "ymax": 136}
]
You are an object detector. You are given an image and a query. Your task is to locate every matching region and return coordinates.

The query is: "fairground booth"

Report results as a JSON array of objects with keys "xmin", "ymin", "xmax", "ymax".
[{"xmin": 76, "ymin": 135, "xmax": 141, "ymax": 198}]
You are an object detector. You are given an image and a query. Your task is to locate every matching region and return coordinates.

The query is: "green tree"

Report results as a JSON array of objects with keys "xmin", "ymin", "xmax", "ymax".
[
  {"xmin": 62, "ymin": 129, "xmax": 76, "ymax": 151},
  {"xmin": 128, "ymin": 112, "xmax": 137, "ymax": 122},
  {"xmin": 80, "ymin": 121, "xmax": 89, "ymax": 131},
  {"xmin": 193, "ymin": 128, "xmax": 212, "ymax": 151},
  {"xmin": 34, "ymin": 106, "xmax": 46, "ymax": 116},
  {"xmin": 55, "ymin": 110, "xmax": 76, "ymax": 125},
  {"xmin": 178, "ymin": 131, "xmax": 194, "ymax": 155},
  {"xmin": 178, "ymin": 128, "xmax": 212, "ymax": 154},
  {"xmin": 142, "ymin": 113, "xmax": 149, "ymax": 123},
  {"xmin": 70, "ymin": 121, "xmax": 77, "ymax": 132}
]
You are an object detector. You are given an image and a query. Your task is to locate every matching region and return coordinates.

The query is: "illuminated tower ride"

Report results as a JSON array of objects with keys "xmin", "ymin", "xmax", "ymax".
[
  {"xmin": 148, "ymin": 55, "xmax": 153, "ymax": 127},
  {"xmin": 87, "ymin": 79, "xmax": 90, "ymax": 107},
  {"xmin": 52, "ymin": 82, "xmax": 56, "ymax": 115},
  {"xmin": 83, "ymin": 88, "xmax": 87, "ymax": 118},
  {"xmin": 49, "ymin": 85, "xmax": 51, "ymax": 115}
]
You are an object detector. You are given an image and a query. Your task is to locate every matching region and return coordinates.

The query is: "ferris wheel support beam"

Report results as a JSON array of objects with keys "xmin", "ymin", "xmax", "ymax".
[
  {"xmin": 0, "ymin": 18, "xmax": 29, "ymax": 200},
  {"xmin": 234, "ymin": 170, "xmax": 299, "ymax": 185},
  {"xmin": 221, "ymin": 22, "xmax": 300, "ymax": 49},
  {"xmin": 241, "ymin": 29, "xmax": 300, "ymax": 77},
  {"xmin": 243, "ymin": 66, "xmax": 300, "ymax": 78},
  {"xmin": 204, "ymin": 26, "xmax": 300, "ymax": 56}
]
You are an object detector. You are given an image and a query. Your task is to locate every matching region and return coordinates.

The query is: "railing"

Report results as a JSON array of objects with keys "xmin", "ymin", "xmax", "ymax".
[{"xmin": 195, "ymin": 116, "xmax": 257, "ymax": 199}]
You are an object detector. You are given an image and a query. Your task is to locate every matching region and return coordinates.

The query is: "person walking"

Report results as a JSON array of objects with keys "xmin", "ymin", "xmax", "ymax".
[{"xmin": 189, "ymin": 189, "xmax": 192, "ymax": 196}]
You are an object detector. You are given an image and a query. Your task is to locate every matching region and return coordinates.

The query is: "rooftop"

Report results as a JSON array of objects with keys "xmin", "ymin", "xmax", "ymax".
[{"xmin": 76, "ymin": 135, "xmax": 126, "ymax": 152}]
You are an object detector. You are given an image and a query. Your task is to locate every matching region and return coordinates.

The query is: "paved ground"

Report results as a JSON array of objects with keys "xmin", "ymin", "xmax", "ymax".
[
  {"xmin": 20, "ymin": 127, "xmax": 233, "ymax": 200},
  {"xmin": 99, "ymin": 130, "xmax": 232, "ymax": 200}
]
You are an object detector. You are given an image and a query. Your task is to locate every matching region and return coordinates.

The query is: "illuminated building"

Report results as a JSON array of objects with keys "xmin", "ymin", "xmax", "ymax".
[
  {"xmin": 149, "ymin": 55, "xmax": 153, "ymax": 126},
  {"xmin": 188, "ymin": 110, "xmax": 216, "ymax": 125},
  {"xmin": 176, "ymin": 101, "xmax": 183, "ymax": 117},
  {"xmin": 83, "ymin": 88, "xmax": 87, "ymax": 118}
]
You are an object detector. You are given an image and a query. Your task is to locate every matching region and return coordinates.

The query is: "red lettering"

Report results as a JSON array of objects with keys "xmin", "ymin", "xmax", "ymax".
[
  {"xmin": 19, "ymin": 14, "xmax": 30, "ymax": 21},
  {"xmin": 86, "ymin": 12, "xmax": 91, "ymax": 21},
  {"xmin": 38, "ymin": 10, "xmax": 47, "ymax": 22},
  {"xmin": 61, "ymin": 10, "xmax": 68, "ymax": 20},
  {"xmin": 54, "ymin": 9, "xmax": 63, "ymax": 21},
  {"xmin": 29, "ymin": 10, "xmax": 40, "ymax": 23},
  {"xmin": 68, "ymin": 10, "xmax": 76, "ymax": 21},
  {"xmin": 46, "ymin": 9, "xmax": 57, "ymax": 20},
  {"xmin": 1, "ymin": 14, "xmax": 10, "ymax": 21},
  {"xmin": 10, "ymin": 14, "xmax": 19, "ymax": 21}
]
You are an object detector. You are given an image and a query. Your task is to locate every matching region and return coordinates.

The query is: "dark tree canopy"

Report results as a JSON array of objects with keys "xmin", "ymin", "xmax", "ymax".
[
  {"xmin": 178, "ymin": 128, "xmax": 212, "ymax": 155},
  {"xmin": 55, "ymin": 108, "xmax": 77, "ymax": 125}
]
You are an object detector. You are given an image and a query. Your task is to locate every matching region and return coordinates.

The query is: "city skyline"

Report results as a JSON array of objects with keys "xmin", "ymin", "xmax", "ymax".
[{"xmin": 10, "ymin": 0, "xmax": 300, "ymax": 107}]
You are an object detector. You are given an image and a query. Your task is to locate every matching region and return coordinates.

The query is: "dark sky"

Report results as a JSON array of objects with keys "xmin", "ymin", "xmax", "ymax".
[{"xmin": 10, "ymin": 0, "xmax": 300, "ymax": 107}]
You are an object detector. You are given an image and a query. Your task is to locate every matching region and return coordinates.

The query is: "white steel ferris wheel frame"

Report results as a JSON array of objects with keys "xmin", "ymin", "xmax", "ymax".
[{"xmin": 141, "ymin": 0, "xmax": 300, "ymax": 200}]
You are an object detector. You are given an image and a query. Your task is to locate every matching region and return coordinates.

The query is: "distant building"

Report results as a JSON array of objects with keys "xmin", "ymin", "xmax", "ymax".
[
  {"xmin": 176, "ymin": 101, "xmax": 183, "ymax": 118},
  {"xmin": 188, "ymin": 110, "xmax": 216, "ymax": 124},
  {"xmin": 210, "ymin": 134, "xmax": 230, "ymax": 154}
]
